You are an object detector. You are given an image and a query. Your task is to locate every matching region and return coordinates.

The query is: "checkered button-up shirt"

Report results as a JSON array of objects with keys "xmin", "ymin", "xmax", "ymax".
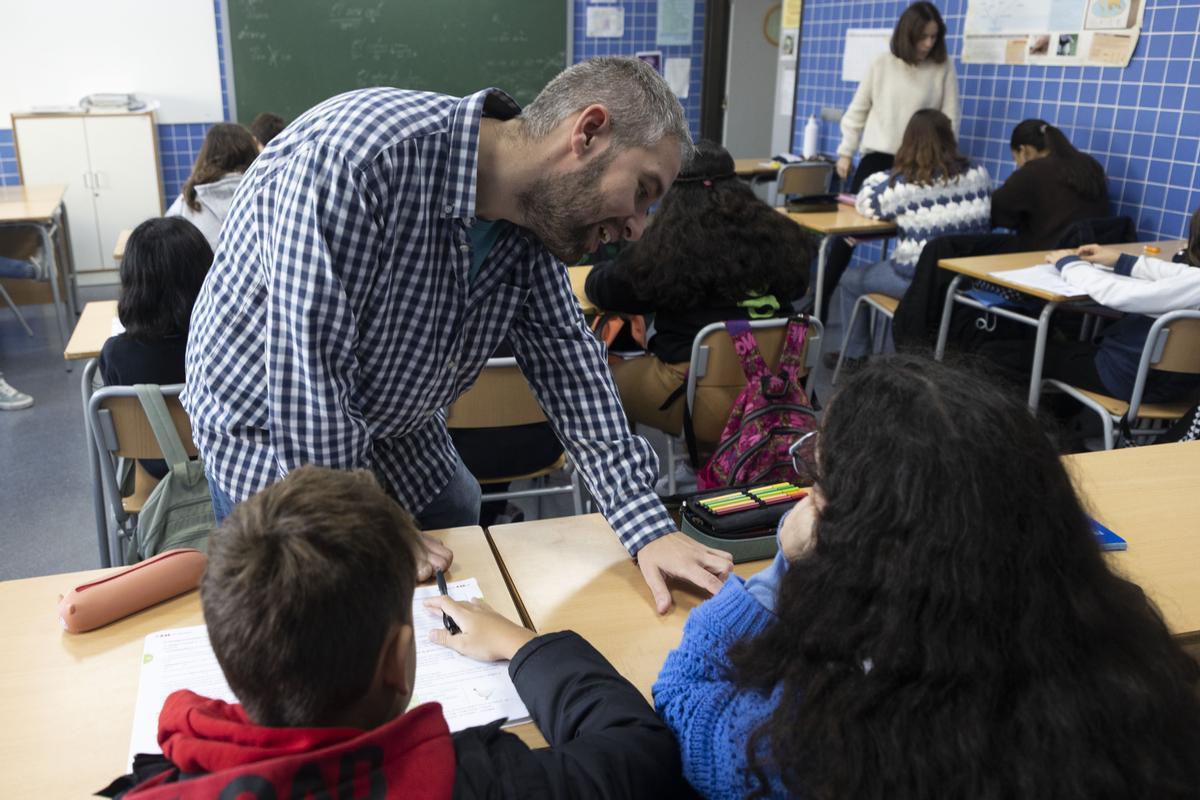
[{"xmin": 183, "ymin": 87, "xmax": 674, "ymax": 554}]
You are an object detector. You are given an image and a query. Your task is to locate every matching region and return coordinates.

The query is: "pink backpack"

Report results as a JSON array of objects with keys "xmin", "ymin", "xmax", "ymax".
[{"xmin": 691, "ymin": 318, "xmax": 817, "ymax": 490}]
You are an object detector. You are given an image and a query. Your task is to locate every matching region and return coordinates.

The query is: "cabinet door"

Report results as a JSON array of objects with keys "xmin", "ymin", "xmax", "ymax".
[
  {"xmin": 13, "ymin": 116, "xmax": 103, "ymax": 272},
  {"xmin": 85, "ymin": 115, "xmax": 164, "ymax": 270}
]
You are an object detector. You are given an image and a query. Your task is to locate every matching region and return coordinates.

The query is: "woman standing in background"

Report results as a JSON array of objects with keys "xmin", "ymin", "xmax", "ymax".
[{"xmin": 822, "ymin": 2, "xmax": 959, "ymax": 308}]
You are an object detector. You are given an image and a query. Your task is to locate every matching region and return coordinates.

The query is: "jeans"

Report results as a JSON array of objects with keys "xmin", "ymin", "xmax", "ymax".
[
  {"xmin": 209, "ymin": 474, "xmax": 236, "ymax": 526},
  {"xmin": 831, "ymin": 259, "xmax": 913, "ymax": 358}
]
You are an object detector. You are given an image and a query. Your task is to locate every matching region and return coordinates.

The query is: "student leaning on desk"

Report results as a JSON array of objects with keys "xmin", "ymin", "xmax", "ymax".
[
  {"xmin": 101, "ymin": 466, "xmax": 687, "ymax": 799},
  {"xmin": 182, "ymin": 57, "xmax": 733, "ymax": 614}
]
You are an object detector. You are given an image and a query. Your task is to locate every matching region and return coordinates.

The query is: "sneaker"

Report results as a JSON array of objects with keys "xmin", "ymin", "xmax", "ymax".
[{"xmin": 0, "ymin": 376, "xmax": 33, "ymax": 411}]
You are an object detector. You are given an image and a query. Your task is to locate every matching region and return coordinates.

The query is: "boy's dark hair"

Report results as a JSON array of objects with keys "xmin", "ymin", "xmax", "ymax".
[
  {"xmin": 182, "ymin": 123, "xmax": 259, "ymax": 212},
  {"xmin": 201, "ymin": 466, "xmax": 420, "ymax": 728},
  {"xmin": 891, "ymin": 2, "xmax": 947, "ymax": 65},
  {"xmin": 729, "ymin": 355, "xmax": 1200, "ymax": 799},
  {"xmin": 1186, "ymin": 206, "xmax": 1200, "ymax": 267},
  {"xmin": 1010, "ymin": 118, "xmax": 1108, "ymax": 202},
  {"xmin": 118, "ymin": 217, "xmax": 212, "ymax": 341},
  {"xmin": 891, "ymin": 108, "xmax": 969, "ymax": 186},
  {"xmin": 614, "ymin": 139, "xmax": 813, "ymax": 310},
  {"xmin": 249, "ymin": 112, "xmax": 287, "ymax": 147}
]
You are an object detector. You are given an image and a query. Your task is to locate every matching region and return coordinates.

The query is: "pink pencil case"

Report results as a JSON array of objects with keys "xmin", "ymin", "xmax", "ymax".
[{"xmin": 57, "ymin": 549, "xmax": 207, "ymax": 633}]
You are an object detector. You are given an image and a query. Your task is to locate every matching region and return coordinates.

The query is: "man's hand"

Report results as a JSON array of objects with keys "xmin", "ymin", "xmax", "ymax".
[
  {"xmin": 836, "ymin": 156, "xmax": 853, "ymax": 181},
  {"xmin": 636, "ymin": 532, "xmax": 733, "ymax": 614},
  {"xmin": 424, "ymin": 596, "xmax": 535, "ymax": 662},
  {"xmin": 415, "ymin": 533, "xmax": 454, "ymax": 582}
]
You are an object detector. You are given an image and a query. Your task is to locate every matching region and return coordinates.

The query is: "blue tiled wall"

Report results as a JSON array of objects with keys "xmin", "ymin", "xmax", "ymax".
[
  {"xmin": 572, "ymin": 0, "xmax": 706, "ymax": 139},
  {"xmin": 3, "ymin": 2, "xmax": 705, "ymax": 197},
  {"xmin": 793, "ymin": 0, "xmax": 1200, "ymax": 242}
]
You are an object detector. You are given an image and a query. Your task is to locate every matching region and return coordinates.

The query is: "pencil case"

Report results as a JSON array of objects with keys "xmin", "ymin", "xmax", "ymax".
[
  {"xmin": 57, "ymin": 548, "xmax": 207, "ymax": 633},
  {"xmin": 680, "ymin": 483, "xmax": 808, "ymax": 563}
]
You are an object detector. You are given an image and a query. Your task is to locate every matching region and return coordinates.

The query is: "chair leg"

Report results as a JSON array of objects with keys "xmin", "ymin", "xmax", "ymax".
[
  {"xmin": 834, "ymin": 296, "xmax": 868, "ymax": 385},
  {"xmin": 1102, "ymin": 414, "xmax": 1116, "ymax": 451},
  {"xmin": 666, "ymin": 435, "xmax": 677, "ymax": 496},
  {"xmin": 570, "ymin": 468, "xmax": 584, "ymax": 515},
  {"xmin": 0, "ymin": 283, "xmax": 34, "ymax": 336}
]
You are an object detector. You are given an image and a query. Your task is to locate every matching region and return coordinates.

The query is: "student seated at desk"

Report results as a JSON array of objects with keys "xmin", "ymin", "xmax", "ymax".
[
  {"xmin": 248, "ymin": 111, "xmax": 287, "ymax": 150},
  {"xmin": 165, "ymin": 123, "xmax": 259, "ymax": 252},
  {"xmin": 101, "ymin": 466, "xmax": 685, "ymax": 800},
  {"xmin": 829, "ymin": 109, "xmax": 990, "ymax": 361},
  {"xmin": 584, "ymin": 140, "xmax": 812, "ymax": 451},
  {"xmin": 654, "ymin": 356, "xmax": 1200, "ymax": 800},
  {"xmin": 99, "ymin": 218, "xmax": 212, "ymax": 479}
]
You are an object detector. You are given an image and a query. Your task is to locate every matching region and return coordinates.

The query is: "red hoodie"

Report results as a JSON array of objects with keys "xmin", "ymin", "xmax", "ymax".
[{"xmin": 124, "ymin": 690, "xmax": 456, "ymax": 799}]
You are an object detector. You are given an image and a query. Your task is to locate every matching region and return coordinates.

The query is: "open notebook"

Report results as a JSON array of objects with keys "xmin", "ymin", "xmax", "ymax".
[{"xmin": 127, "ymin": 577, "xmax": 530, "ymax": 767}]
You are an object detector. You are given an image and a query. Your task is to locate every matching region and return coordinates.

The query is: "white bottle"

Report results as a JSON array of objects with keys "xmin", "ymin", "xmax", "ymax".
[{"xmin": 802, "ymin": 114, "xmax": 819, "ymax": 159}]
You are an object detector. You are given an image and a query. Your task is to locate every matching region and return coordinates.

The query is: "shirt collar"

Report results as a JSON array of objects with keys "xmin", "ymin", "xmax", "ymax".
[{"xmin": 443, "ymin": 88, "xmax": 521, "ymax": 222}]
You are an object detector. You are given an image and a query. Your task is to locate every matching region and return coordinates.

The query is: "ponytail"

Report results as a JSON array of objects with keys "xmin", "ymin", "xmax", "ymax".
[{"xmin": 1010, "ymin": 119, "xmax": 1107, "ymax": 202}]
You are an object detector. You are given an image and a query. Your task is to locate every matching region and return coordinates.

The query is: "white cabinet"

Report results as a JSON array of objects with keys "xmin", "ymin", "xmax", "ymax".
[{"xmin": 12, "ymin": 111, "xmax": 163, "ymax": 273}]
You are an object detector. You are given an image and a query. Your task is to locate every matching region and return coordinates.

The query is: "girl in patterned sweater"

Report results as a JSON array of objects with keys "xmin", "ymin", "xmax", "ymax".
[
  {"xmin": 654, "ymin": 355, "xmax": 1200, "ymax": 800},
  {"xmin": 830, "ymin": 109, "xmax": 991, "ymax": 360}
]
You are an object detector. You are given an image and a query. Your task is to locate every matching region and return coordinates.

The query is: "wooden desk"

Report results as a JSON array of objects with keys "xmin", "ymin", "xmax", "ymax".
[
  {"xmin": 734, "ymin": 157, "xmax": 779, "ymax": 179},
  {"xmin": 0, "ymin": 183, "xmax": 76, "ymax": 344},
  {"xmin": 777, "ymin": 205, "xmax": 897, "ymax": 321},
  {"xmin": 489, "ymin": 514, "xmax": 765, "ymax": 704},
  {"xmin": 935, "ymin": 240, "xmax": 1186, "ymax": 409},
  {"xmin": 0, "ymin": 526, "xmax": 540, "ymax": 797},
  {"xmin": 64, "ymin": 299, "xmax": 118, "ymax": 360},
  {"xmin": 568, "ymin": 264, "xmax": 595, "ymax": 315},
  {"xmin": 1068, "ymin": 441, "xmax": 1200, "ymax": 640},
  {"xmin": 113, "ymin": 228, "xmax": 131, "ymax": 261}
]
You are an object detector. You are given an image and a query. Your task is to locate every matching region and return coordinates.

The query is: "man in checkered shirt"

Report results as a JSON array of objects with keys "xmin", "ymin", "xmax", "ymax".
[{"xmin": 185, "ymin": 58, "xmax": 732, "ymax": 613}]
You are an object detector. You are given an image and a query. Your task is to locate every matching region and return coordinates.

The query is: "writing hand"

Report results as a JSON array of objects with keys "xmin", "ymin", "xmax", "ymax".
[{"xmin": 424, "ymin": 596, "xmax": 535, "ymax": 662}]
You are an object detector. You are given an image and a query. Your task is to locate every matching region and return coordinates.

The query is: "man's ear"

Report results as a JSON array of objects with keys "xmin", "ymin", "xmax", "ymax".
[
  {"xmin": 380, "ymin": 623, "xmax": 415, "ymax": 697},
  {"xmin": 570, "ymin": 104, "xmax": 611, "ymax": 157}
]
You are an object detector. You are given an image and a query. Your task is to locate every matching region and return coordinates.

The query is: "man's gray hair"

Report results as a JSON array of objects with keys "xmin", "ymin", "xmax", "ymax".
[{"xmin": 522, "ymin": 57, "xmax": 695, "ymax": 163}]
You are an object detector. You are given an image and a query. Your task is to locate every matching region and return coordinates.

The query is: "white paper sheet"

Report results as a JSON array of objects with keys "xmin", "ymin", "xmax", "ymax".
[
  {"xmin": 664, "ymin": 57, "xmax": 691, "ymax": 98},
  {"xmin": 988, "ymin": 264, "xmax": 1083, "ymax": 297},
  {"xmin": 585, "ymin": 6, "xmax": 624, "ymax": 37},
  {"xmin": 842, "ymin": 29, "xmax": 891, "ymax": 82},
  {"xmin": 656, "ymin": 0, "xmax": 695, "ymax": 46},
  {"xmin": 127, "ymin": 578, "xmax": 529, "ymax": 771}
]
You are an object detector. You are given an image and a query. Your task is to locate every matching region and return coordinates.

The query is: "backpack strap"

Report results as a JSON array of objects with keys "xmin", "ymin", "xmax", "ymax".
[
  {"xmin": 134, "ymin": 385, "xmax": 190, "ymax": 475},
  {"xmin": 777, "ymin": 316, "xmax": 811, "ymax": 387},
  {"xmin": 724, "ymin": 319, "xmax": 773, "ymax": 383}
]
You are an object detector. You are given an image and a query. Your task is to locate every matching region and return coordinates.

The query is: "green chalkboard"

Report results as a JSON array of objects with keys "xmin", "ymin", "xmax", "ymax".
[{"xmin": 227, "ymin": 0, "xmax": 567, "ymax": 124}]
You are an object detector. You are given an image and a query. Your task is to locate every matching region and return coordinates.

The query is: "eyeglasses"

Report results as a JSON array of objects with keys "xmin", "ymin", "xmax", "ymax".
[{"xmin": 788, "ymin": 430, "xmax": 819, "ymax": 484}]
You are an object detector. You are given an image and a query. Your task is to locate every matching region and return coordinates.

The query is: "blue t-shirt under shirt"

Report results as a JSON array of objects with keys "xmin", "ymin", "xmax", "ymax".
[{"xmin": 467, "ymin": 218, "xmax": 509, "ymax": 285}]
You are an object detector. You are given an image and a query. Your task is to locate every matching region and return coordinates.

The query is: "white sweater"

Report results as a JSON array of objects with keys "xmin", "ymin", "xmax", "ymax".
[
  {"xmin": 837, "ymin": 53, "xmax": 960, "ymax": 159},
  {"xmin": 1058, "ymin": 254, "xmax": 1200, "ymax": 314}
]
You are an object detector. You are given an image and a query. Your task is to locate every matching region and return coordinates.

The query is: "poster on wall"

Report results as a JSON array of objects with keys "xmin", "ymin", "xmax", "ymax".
[
  {"xmin": 585, "ymin": 5, "xmax": 624, "ymax": 38},
  {"xmin": 657, "ymin": 0, "xmax": 695, "ymax": 46},
  {"xmin": 962, "ymin": 0, "xmax": 1142, "ymax": 67}
]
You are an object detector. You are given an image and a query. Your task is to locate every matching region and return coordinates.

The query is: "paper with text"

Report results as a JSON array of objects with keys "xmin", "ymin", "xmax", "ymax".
[{"xmin": 988, "ymin": 264, "xmax": 1083, "ymax": 297}]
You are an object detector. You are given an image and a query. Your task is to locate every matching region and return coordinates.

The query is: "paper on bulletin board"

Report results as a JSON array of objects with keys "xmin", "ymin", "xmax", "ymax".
[
  {"xmin": 778, "ymin": 68, "xmax": 796, "ymax": 110},
  {"xmin": 1085, "ymin": 0, "xmax": 1141, "ymax": 30},
  {"xmin": 782, "ymin": 0, "xmax": 801, "ymax": 29},
  {"xmin": 665, "ymin": 57, "xmax": 691, "ymax": 98},
  {"xmin": 842, "ymin": 29, "xmax": 891, "ymax": 82},
  {"xmin": 586, "ymin": 5, "xmax": 624, "ymax": 37},
  {"xmin": 962, "ymin": 34, "xmax": 1027, "ymax": 64},
  {"xmin": 657, "ymin": 0, "xmax": 695, "ymax": 46},
  {"xmin": 1087, "ymin": 30, "xmax": 1139, "ymax": 66},
  {"xmin": 1024, "ymin": 32, "xmax": 1085, "ymax": 66}
]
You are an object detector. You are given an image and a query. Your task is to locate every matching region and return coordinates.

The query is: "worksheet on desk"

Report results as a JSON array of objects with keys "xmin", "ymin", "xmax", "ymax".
[
  {"xmin": 128, "ymin": 580, "xmax": 529, "ymax": 768},
  {"xmin": 989, "ymin": 263, "xmax": 1080, "ymax": 296}
]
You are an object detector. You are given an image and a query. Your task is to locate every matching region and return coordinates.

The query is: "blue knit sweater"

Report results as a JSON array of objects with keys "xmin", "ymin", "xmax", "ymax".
[{"xmin": 653, "ymin": 577, "xmax": 784, "ymax": 799}]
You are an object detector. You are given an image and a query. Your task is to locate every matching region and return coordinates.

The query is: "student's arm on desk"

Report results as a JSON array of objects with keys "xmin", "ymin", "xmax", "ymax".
[
  {"xmin": 582, "ymin": 259, "xmax": 657, "ymax": 313},
  {"xmin": 1057, "ymin": 256, "xmax": 1200, "ymax": 315}
]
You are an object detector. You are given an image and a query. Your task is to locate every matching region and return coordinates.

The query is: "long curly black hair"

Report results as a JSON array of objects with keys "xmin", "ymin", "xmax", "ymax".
[
  {"xmin": 729, "ymin": 354, "xmax": 1200, "ymax": 799},
  {"xmin": 614, "ymin": 140, "xmax": 814, "ymax": 310}
]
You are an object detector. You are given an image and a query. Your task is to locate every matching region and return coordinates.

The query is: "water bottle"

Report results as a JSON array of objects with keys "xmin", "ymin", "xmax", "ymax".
[{"xmin": 802, "ymin": 114, "xmax": 819, "ymax": 159}]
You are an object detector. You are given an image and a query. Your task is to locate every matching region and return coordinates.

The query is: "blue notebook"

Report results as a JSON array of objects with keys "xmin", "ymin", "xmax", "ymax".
[{"xmin": 1091, "ymin": 518, "xmax": 1127, "ymax": 551}]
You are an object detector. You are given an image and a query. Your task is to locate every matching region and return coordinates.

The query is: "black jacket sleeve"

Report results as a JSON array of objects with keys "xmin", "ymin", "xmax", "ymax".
[
  {"xmin": 583, "ymin": 261, "xmax": 657, "ymax": 314},
  {"xmin": 989, "ymin": 163, "xmax": 1034, "ymax": 231},
  {"xmin": 451, "ymin": 631, "xmax": 688, "ymax": 800}
]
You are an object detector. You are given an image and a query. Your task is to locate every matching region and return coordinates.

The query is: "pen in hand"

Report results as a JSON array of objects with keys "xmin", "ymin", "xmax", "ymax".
[{"xmin": 435, "ymin": 569, "xmax": 462, "ymax": 635}]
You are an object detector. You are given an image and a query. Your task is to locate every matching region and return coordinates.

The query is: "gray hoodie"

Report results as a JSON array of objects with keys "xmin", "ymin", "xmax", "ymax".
[{"xmin": 164, "ymin": 172, "xmax": 244, "ymax": 253}]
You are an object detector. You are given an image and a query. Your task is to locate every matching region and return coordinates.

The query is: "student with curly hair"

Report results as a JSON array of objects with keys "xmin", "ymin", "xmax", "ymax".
[
  {"xmin": 584, "ymin": 140, "xmax": 814, "ymax": 449},
  {"xmin": 655, "ymin": 355, "xmax": 1200, "ymax": 799},
  {"xmin": 165, "ymin": 123, "xmax": 259, "ymax": 251}
]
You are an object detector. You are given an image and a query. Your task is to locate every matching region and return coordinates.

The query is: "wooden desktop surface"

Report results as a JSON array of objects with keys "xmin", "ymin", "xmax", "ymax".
[
  {"xmin": 1067, "ymin": 441, "xmax": 1200, "ymax": 639},
  {"xmin": 114, "ymin": 229, "xmax": 131, "ymax": 261},
  {"xmin": 568, "ymin": 264, "xmax": 595, "ymax": 315},
  {"xmin": 939, "ymin": 239, "xmax": 1186, "ymax": 303},
  {"xmin": 488, "ymin": 514, "xmax": 766, "ymax": 705},
  {"xmin": 734, "ymin": 157, "xmax": 779, "ymax": 177},
  {"xmin": 777, "ymin": 204, "xmax": 897, "ymax": 236},
  {"xmin": 64, "ymin": 300, "xmax": 118, "ymax": 360},
  {"xmin": 0, "ymin": 526, "xmax": 541, "ymax": 797},
  {"xmin": 0, "ymin": 183, "xmax": 66, "ymax": 223}
]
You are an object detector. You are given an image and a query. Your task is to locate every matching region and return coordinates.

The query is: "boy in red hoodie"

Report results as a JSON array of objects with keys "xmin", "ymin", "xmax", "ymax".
[{"xmin": 100, "ymin": 465, "xmax": 685, "ymax": 799}]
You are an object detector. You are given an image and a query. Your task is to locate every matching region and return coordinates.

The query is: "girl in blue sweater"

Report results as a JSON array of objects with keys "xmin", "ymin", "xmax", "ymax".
[{"xmin": 654, "ymin": 355, "xmax": 1200, "ymax": 800}]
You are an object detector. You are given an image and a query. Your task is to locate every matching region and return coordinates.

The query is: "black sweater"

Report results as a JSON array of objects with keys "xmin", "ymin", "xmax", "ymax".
[{"xmin": 990, "ymin": 155, "xmax": 1111, "ymax": 250}]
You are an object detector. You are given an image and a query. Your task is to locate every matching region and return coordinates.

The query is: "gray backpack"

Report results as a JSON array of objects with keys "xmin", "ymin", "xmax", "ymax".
[{"xmin": 126, "ymin": 384, "xmax": 215, "ymax": 563}]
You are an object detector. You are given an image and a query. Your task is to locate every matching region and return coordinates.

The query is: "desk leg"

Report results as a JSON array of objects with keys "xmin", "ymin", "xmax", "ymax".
[
  {"xmin": 934, "ymin": 275, "xmax": 964, "ymax": 361},
  {"xmin": 55, "ymin": 204, "xmax": 79, "ymax": 318},
  {"xmin": 812, "ymin": 234, "xmax": 831, "ymax": 323},
  {"xmin": 34, "ymin": 222, "xmax": 72, "ymax": 369},
  {"xmin": 1028, "ymin": 302, "xmax": 1059, "ymax": 412},
  {"xmin": 81, "ymin": 359, "xmax": 110, "ymax": 568}
]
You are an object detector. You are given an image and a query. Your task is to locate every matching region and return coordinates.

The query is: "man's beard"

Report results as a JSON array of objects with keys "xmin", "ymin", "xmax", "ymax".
[{"xmin": 516, "ymin": 148, "xmax": 616, "ymax": 263}]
